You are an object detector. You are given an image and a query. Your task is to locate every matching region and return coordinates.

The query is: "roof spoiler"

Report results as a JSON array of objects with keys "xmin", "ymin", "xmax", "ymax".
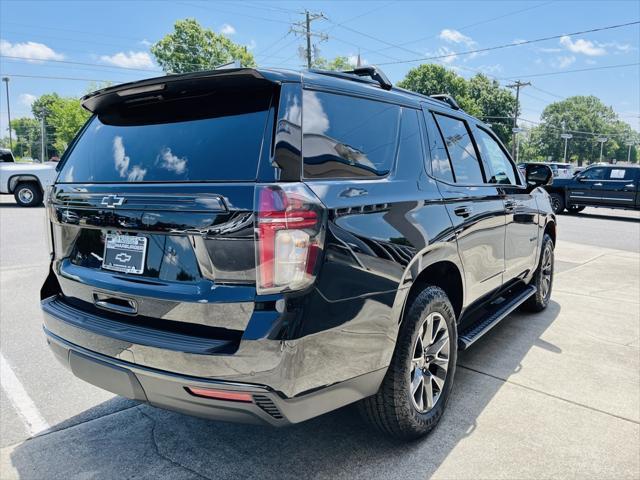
[
  {"xmin": 430, "ymin": 94, "xmax": 460, "ymax": 110},
  {"xmin": 81, "ymin": 68, "xmax": 270, "ymax": 114}
]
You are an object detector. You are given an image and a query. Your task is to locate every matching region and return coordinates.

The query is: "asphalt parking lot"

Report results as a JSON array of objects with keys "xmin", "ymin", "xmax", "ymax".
[{"xmin": 0, "ymin": 196, "xmax": 638, "ymax": 479}]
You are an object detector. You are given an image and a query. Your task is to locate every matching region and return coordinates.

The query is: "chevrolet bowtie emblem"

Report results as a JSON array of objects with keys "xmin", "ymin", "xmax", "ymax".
[{"xmin": 101, "ymin": 195, "xmax": 125, "ymax": 208}]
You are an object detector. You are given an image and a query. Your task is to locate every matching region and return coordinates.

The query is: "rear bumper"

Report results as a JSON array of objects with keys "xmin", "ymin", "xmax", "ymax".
[{"xmin": 44, "ymin": 327, "xmax": 386, "ymax": 426}]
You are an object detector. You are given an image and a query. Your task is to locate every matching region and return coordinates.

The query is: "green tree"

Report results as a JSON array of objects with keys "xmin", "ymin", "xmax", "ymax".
[
  {"xmin": 151, "ymin": 18, "xmax": 256, "ymax": 73},
  {"xmin": 535, "ymin": 96, "xmax": 636, "ymax": 165},
  {"xmin": 31, "ymin": 93, "xmax": 61, "ymax": 158},
  {"xmin": 313, "ymin": 56, "xmax": 353, "ymax": 71},
  {"xmin": 467, "ymin": 74, "xmax": 516, "ymax": 146},
  {"xmin": 46, "ymin": 97, "xmax": 90, "ymax": 154},
  {"xmin": 9, "ymin": 118, "xmax": 41, "ymax": 159},
  {"xmin": 398, "ymin": 65, "xmax": 518, "ymax": 146}
]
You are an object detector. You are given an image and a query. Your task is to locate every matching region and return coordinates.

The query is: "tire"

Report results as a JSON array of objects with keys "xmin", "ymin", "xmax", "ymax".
[
  {"xmin": 549, "ymin": 193, "xmax": 564, "ymax": 214},
  {"xmin": 13, "ymin": 182, "xmax": 42, "ymax": 207},
  {"xmin": 567, "ymin": 205, "xmax": 585, "ymax": 214},
  {"xmin": 358, "ymin": 286, "xmax": 458, "ymax": 440},
  {"xmin": 522, "ymin": 233, "xmax": 554, "ymax": 312}
]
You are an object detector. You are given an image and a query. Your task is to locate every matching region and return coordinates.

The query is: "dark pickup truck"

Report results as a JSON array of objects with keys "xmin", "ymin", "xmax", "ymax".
[{"xmin": 544, "ymin": 164, "xmax": 640, "ymax": 213}]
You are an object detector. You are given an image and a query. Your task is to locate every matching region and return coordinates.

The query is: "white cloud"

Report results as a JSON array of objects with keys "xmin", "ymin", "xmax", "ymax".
[
  {"xmin": 347, "ymin": 54, "xmax": 367, "ymax": 66},
  {"xmin": 127, "ymin": 165, "xmax": 147, "ymax": 181},
  {"xmin": 439, "ymin": 29, "xmax": 475, "ymax": 47},
  {"xmin": 140, "ymin": 39, "xmax": 152, "ymax": 47},
  {"xmin": 0, "ymin": 39, "xmax": 64, "ymax": 61},
  {"xmin": 247, "ymin": 39, "xmax": 256, "ymax": 50},
  {"xmin": 559, "ymin": 36, "xmax": 606, "ymax": 56},
  {"xmin": 157, "ymin": 147, "xmax": 187, "ymax": 174},
  {"xmin": 435, "ymin": 46, "xmax": 459, "ymax": 64},
  {"xmin": 100, "ymin": 51, "xmax": 154, "ymax": 68},
  {"xmin": 19, "ymin": 93, "xmax": 37, "ymax": 107},
  {"xmin": 554, "ymin": 55, "xmax": 576, "ymax": 69},
  {"xmin": 113, "ymin": 136, "xmax": 130, "ymax": 178},
  {"xmin": 220, "ymin": 23, "xmax": 236, "ymax": 35}
]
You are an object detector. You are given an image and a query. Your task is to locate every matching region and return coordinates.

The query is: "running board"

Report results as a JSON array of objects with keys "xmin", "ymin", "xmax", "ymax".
[{"xmin": 458, "ymin": 285, "xmax": 536, "ymax": 350}]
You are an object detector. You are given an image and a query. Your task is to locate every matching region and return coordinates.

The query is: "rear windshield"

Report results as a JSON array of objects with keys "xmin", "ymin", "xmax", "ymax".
[{"xmin": 58, "ymin": 88, "xmax": 272, "ymax": 183}]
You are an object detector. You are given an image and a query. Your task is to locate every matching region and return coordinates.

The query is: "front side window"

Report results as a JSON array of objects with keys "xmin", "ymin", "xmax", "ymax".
[
  {"xmin": 433, "ymin": 113, "xmax": 484, "ymax": 184},
  {"xmin": 302, "ymin": 90, "xmax": 400, "ymax": 178},
  {"xmin": 581, "ymin": 167, "xmax": 606, "ymax": 180},
  {"xmin": 474, "ymin": 127, "xmax": 518, "ymax": 185}
]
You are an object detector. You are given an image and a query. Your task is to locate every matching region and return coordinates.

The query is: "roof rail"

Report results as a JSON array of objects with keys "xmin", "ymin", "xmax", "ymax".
[
  {"xmin": 342, "ymin": 66, "xmax": 393, "ymax": 90},
  {"xmin": 430, "ymin": 94, "xmax": 460, "ymax": 110}
]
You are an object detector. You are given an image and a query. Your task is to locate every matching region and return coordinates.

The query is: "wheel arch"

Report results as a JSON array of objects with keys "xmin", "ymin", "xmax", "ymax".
[
  {"xmin": 394, "ymin": 243, "xmax": 465, "ymax": 327},
  {"xmin": 8, "ymin": 174, "xmax": 43, "ymax": 193}
]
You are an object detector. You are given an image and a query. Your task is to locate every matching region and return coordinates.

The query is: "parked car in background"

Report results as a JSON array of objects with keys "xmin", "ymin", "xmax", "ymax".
[
  {"xmin": 544, "ymin": 164, "xmax": 640, "ymax": 213},
  {"xmin": 0, "ymin": 148, "xmax": 58, "ymax": 206},
  {"xmin": 545, "ymin": 162, "xmax": 574, "ymax": 178},
  {"xmin": 40, "ymin": 67, "xmax": 556, "ymax": 440}
]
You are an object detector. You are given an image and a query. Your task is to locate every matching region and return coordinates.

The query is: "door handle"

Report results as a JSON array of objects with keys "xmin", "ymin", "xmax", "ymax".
[
  {"xmin": 593, "ymin": 183, "xmax": 603, "ymax": 187},
  {"xmin": 504, "ymin": 200, "xmax": 517, "ymax": 211},
  {"xmin": 454, "ymin": 206, "xmax": 472, "ymax": 218},
  {"xmin": 624, "ymin": 183, "xmax": 635, "ymax": 189}
]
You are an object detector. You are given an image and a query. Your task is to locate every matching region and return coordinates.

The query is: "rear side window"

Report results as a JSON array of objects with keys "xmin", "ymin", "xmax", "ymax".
[
  {"xmin": 474, "ymin": 127, "xmax": 518, "ymax": 185},
  {"xmin": 433, "ymin": 113, "xmax": 484, "ymax": 184},
  {"xmin": 302, "ymin": 90, "xmax": 400, "ymax": 178},
  {"xmin": 58, "ymin": 89, "xmax": 273, "ymax": 183},
  {"xmin": 609, "ymin": 168, "xmax": 628, "ymax": 179},
  {"xmin": 425, "ymin": 113, "xmax": 454, "ymax": 182}
]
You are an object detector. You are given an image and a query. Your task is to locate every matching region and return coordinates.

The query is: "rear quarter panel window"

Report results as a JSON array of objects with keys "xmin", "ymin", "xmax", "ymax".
[
  {"xmin": 302, "ymin": 90, "xmax": 400, "ymax": 178},
  {"xmin": 474, "ymin": 127, "xmax": 518, "ymax": 185},
  {"xmin": 424, "ymin": 112, "xmax": 454, "ymax": 182}
]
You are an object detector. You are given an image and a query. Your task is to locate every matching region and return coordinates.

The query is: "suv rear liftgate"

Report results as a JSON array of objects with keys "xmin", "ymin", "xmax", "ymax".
[{"xmin": 41, "ymin": 69, "xmax": 388, "ymax": 425}]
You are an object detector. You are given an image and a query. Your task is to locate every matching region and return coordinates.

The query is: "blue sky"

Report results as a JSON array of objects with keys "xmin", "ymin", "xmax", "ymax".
[{"xmin": 0, "ymin": 0, "xmax": 639, "ymax": 139}]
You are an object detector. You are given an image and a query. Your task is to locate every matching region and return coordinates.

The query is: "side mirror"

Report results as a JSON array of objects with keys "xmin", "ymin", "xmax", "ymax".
[
  {"xmin": 525, "ymin": 164, "xmax": 553, "ymax": 190},
  {"xmin": 576, "ymin": 174, "xmax": 585, "ymax": 182}
]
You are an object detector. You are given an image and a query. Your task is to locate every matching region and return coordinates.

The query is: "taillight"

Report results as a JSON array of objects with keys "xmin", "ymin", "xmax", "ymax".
[{"xmin": 255, "ymin": 183, "xmax": 325, "ymax": 294}]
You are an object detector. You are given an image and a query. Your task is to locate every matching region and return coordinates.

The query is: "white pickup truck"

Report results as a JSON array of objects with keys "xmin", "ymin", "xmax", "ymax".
[{"xmin": 0, "ymin": 148, "xmax": 58, "ymax": 207}]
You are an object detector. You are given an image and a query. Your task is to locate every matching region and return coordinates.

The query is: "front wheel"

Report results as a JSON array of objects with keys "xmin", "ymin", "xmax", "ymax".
[
  {"xmin": 549, "ymin": 193, "xmax": 564, "ymax": 214},
  {"xmin": 358, "ymin": 286, "xmax": 457, "ymax": 440},
  {"xmin": 522, "ymin": 233, "xmax": 554, "ymax": 312},
  {"xmin": 13, "ymin": 182, "xmax": 43, "ymax": 207}
]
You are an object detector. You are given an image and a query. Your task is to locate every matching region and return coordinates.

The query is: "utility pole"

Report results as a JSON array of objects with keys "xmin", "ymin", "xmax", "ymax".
[
  {"xmin": 2, "ymin": 77, "xmax": 12, "ymax": 151},
  {"xmin": 506, "ymin": 80, "xmax": 530, "ymax": 160},
  {"xmin": 626, "ymin": 141, "xmax": 634, "ymax": 163},
  {"xmin": 291, "ymin": 10, "xmax": 327, "ymax": 69},
  {"xmin": 597, "ymin": 137, "xmax": 608, "ymax": 162},
  {"xmin": 40, "ymin": 117, "xmax": 46, "ymax": 163},
  {"xmin": 560, "ymin": 121, "xmax": 572, "ymax": 163}
]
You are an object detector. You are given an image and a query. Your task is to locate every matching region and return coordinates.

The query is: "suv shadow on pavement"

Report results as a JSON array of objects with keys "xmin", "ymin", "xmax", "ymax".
[{"xmin": 7, "ymin": 303, "xmax": 561, "ymax": 480}]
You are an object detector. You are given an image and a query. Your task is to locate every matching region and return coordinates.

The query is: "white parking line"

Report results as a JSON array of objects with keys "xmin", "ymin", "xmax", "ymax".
[{"xmin": 0, "ymin": 352, "xmax": 49, "ymax": 436}]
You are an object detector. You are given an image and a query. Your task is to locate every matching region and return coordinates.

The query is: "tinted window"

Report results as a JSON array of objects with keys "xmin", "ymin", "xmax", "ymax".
[
  {"xmin": 425, "ymin": 113, "xmax": 454, "ymax": 182},
  {"xmin": 58, "ymin": 89, "xmax": 272, "ymax": 183},
  {"xmin": 302, "ymin": 91, "xmax": 400, "ymax": 178},
  {"xmin": 433, "ymin": 113, "xmax": 484, "ymax": 184},
  {"xmin": 474, "ymin": 127, "xmax": 517, "ymax": 185},
  {"xmin": 0, "ymin": 151, "xmax": 14, "ymax": 162},
  {"xmin": 581, "ymin": 167, "xmax": 606, "ymax": 180},
  {"xmin": 396, "ymin": 109, "xmax": 423, "ymax": 171},
  {"xmin": 609, "ymin": 168, "xmax": 628, "ymax": 179}
]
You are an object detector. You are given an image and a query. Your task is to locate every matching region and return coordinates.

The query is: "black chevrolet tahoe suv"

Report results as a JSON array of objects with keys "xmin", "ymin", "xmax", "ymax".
[
  {"xmin": 543, "ymin": 164, "xmax": 640, "ymax": 214},
  {"xmin": 41, "ymin": 67, "xmax": 556, "ymax": 439}
]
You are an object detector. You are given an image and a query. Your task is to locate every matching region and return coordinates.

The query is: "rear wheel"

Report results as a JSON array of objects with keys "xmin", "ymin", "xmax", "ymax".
[
  {"xmin": 13, "ymin": 182, "xmax": 42, "ymax": 207},
  {"xmin": 358, "ymin": 286, "xmax": 457, "ymax": 440},
  {"xmin": 522, "ymin": 233, "xmax": 554, "ymax": 312},
  {"xmin": 549, "ymin": 193, "xmax": 564, "ymax": 214}
]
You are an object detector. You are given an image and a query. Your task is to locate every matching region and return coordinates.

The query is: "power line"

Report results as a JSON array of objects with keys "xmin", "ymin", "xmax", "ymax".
[
  {"xmin": 376, "ymin": 20, "xmax": 640, "ymax": 65},
  {"xmin": 1, "ymin": 73, "xmax": 117, "ymax": 83},
  {"xmin": 506, "ymin": 62, "xmax": 640, "ymax": 79},
  {"xmin": 358, "ymin": 0, "xmax": 554, "ymax": 57},
  {"xmin": 0, "ymin": 55, "xmax": 163, "ymax": 73}
]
